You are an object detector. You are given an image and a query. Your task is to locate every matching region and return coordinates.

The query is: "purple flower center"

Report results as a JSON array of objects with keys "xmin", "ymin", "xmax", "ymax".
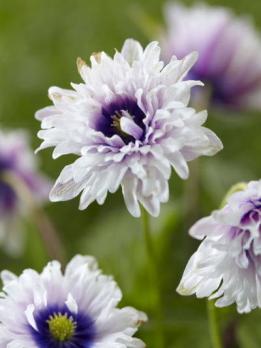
[
  {"xmin": 30, "ymin": 305, "xmax": 96, "ymax": 348},
  {"xmin": 0, "ymin": 182, "xmax": 17, "ymax": 214},
  {"xmin": 0, "ymin": 155, "xmax": 17, "ymax": 214},
  {"xmin": 96, "ymin": 97, "xmax": 146, "ymax": 144},
  {"xmin": 189, "ymin": 69, "xmax": 261, "ymax": 109},
  {"xmin": 0, "ymin": 156, "xmax": 14, "ymax": 172},
  {"xmin": 188, "ymin": 71, "xmax": 234, "ymax": 107},
  {"xmin": 229, "ymin": 199, "xmax": 261, "ymax": 268}
]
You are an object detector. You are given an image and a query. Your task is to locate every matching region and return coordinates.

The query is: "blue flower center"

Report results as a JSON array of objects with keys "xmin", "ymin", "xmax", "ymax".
[
  {"xmin": 0, "ymin": 181, "xmax": 17, "ymax": 214},
  {"xmin": 30, "ymin": 306, "xmax": 96, "ymax": 348},
  {"xmin": 228, "ymin": 199, "xmax": 261, "ymax": 268},
  {"xmin": 96, "ymin": 97, "xmax": 146, "ymax": 144},
  {"xmin": 0, "ymin": 156, "xmax": 17, "ymax": 214},
  {"xmin": 188, "ymin": 68, "xmax": 260, "ymax": 109},
  {"xmin": 240, "ymin": 199, "xmax": 261, "ymax": 227},
  {"xmin": 0, "ymin": 157, "xmax": 13, "ymax": 172}
]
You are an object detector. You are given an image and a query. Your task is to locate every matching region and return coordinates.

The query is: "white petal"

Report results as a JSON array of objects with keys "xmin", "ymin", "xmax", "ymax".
[
  {"xmin": 121, "ymin": 39, "xmax": 143, "ymax": 64},
  {"xmin": 122, "ymin": 174, "xmax": 140, "ymax": 218},
  {"xmin": 168, "ymin": 152, "xmax": 189, "ymax": 179},
  {"xmin": 50, "ymin": 165, "xmax": 86, "ymax": 202},
  {"xmin": 25, "ymin": 304, "xmax": 38, "ymax": 331},
  {"xmin": 120, "ymin": 117, "xmax": 143, "ymax": 139},
  {"xmin": 66, "ymin": 293, "xmax": 78, "ymax": 314}
]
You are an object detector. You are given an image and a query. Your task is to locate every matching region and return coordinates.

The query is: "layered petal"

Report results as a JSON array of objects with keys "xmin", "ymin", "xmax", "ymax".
[
  {"xmin": 177, "ymin": 180, "xmax": 261, "ymax": 313},
  {"xmin": 0, "ymin": 255, "xmax": 147, "ymax": 347},
  {"xmin": 162, "ymin": 3, "xmax": 261, "ymax": 110},
  {"xmin": 36, "ymin": 38, "xmax": 222, "ymax": 217}
]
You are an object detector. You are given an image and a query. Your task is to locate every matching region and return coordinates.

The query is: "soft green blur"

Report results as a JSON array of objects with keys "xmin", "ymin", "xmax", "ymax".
[{"xmin": 0, "ymin": 0, "xmax": 261, "ymax": 347}]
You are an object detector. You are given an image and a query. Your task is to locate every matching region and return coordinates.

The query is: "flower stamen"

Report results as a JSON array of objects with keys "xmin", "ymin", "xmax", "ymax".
[
  {"xmin": 111, "ymin": 111, "xmax": 134, "ymax": 140},
  {"xmin": 47, "ymin": 312, "xmax": 76, "ymax": 342},
  {"xmin": 111, "ymin": 111, "xmax": 123, "ymax": 131}
]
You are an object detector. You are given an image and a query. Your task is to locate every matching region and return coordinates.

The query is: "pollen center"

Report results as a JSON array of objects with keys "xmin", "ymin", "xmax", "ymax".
[
  {"xmin": 111, "ymin": 111, "xmax": 123, "ymax": 132},
  {"xmin": 47, "ymin": 313, "xmax": 76, "ymax": 342},
  {"xmin": 111, "ymin": 111, "xmax": 132, "ymax": 140},
  {"xmin": 99, "ymin": 97, "xmax": 146, "ymax": 144}
]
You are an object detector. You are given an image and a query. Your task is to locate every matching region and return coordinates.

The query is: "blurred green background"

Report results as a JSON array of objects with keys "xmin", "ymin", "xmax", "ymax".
[{"xmin": 0, "ymin": 0, "xmax": 261, "ymax": 347}]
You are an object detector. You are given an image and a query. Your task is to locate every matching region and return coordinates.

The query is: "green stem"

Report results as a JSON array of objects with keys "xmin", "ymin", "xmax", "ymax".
[
  {"xmin": 141, "ymin": 209, "xmax": 155, "ymax": 264},
  {"xmin": 31, "ymin": 205, "xmax": 66, "ymax": 265},
  {"xmin": 141, "ymin": 208, "xmax": 164, "ymax": 348},
  {"xmin": 3, "ymin": 171, "xmax": 66, "ymax": 265},
  {"xmin": 207, "ymin": 300, "xmax": 222, "ymax": 348}
]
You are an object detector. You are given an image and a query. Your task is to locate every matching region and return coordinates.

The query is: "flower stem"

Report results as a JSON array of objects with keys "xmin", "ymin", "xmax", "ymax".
[
  {"xmin": 31, "ymin": 205, "xmax": 66, "ymax": 265},
  {"xmin": 141, "ymin": 208, "xmax": 164, "ymax": 348},
  {"xmin": 207, "ymin": 300, "xmax": 222, "ymax": 348},
  {"xmin": 141, "ymin": 209, "xmax": 155, "ymax": 265},
  {"xmin": 3, "ymin": 171, "xmax": 66, "ymax": 265}
]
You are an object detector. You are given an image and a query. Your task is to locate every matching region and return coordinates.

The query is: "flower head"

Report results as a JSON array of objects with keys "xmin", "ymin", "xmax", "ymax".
[
  {"xmin": 0, "ymin": 255, "xmax": 147, "ymax": 348},
  {"xmin": 36, "ymin": 39, "xmax": 222, "ymax": 217},
  {"xmin": 177, "ymin": 180, "xmax": 261, "ymax": 313},
  {"xmin": 162, "ymin": 3, "xmax": 261, "ymax": 110},
  {"xmin": 0, "ymin": 129, "xmax": 50, "ymax": 255}
]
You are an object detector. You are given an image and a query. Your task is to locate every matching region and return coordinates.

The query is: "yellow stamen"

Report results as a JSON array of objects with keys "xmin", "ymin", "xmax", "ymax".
[{"xmin": 47, "ymin": 313, "xmax": 76, "ymax": 342}]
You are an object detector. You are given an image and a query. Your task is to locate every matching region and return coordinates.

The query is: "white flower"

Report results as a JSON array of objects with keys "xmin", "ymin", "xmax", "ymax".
[
  {"xmin": 162, "ymin": 3, "xmax": 261, "ymax": 110},
  {"xmin": 0, "ymin": 255, "xmax": 147, "ymax": 348},
  {"xmin": 0, "ymin": 129, "xmax": 50, "ymax": 255},
  {"xmin": 36, "ymin": 38, "xmax": 222, "ymax": 217},
  {"xmin": 177, "ymin": 180, "xmax": 261, "ymax": 313}
]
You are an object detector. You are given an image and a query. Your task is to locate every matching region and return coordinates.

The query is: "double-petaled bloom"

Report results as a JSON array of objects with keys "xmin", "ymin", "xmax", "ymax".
[
  {"xmin": 0, "ymin": 129, "xmax": 49, "ymax": 255},
  {"xmin": 177, "ymin": 180, "xmax": 261, "ymax": 313},
  {"xmin": 0, "ymin": 255, "xmax": 147, "ymax": 348},
  {"xmin": 162, "ymin": 3, "xmax": 261, "ymax": 110},
  {"xmin": 36, "ymin": 39, "xmax": 222, "ymax": 217}
]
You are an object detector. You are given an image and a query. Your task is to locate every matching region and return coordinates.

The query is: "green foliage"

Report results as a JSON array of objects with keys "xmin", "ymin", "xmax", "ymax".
[{"xmin": 0, "ymin": 0, "xmax": 261, "ymax": 347}]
